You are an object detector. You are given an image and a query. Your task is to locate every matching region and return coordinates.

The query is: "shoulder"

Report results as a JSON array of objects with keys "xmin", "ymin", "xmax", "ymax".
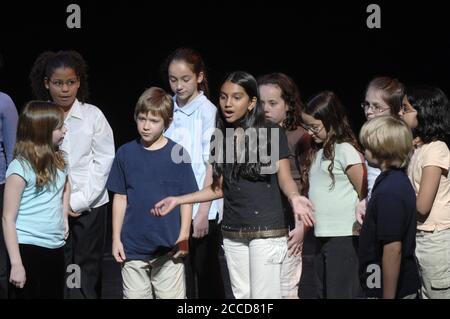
[
  {"xmin": 78, "ymin": 101, "xmax": 108, "ymax": 120},
  {"xmin": 6, "ymin": 158, "xmax": 31, "ymax": 178},
  {"xmin": 424, "ymin": 140, "xmax": 450, "ymax": 155},
  {"xmin": 0, "ymin": 92, "xmax": 15, "ymax": 109},
  {"xmin": 198, "ymin": 96, "xmax": 217, "ymax": 118},
  {"xmin": 117, "ymin": 139, "xmax": 139, "ymax": 155},
  {"xmin": 336, "ymin": 142, "xmax": 359, "ymax": 153}
]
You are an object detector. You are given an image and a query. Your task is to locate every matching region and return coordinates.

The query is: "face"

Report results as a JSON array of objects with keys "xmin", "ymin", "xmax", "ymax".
[
  {"xmin": 136, "ymin": 112, "xmax": 167, "ymax": 146},
  {"xmin": 219, "ymin": 81, "xmax": 257, "ymax": 125},
  {"xmin": 52, "ymin": 123, "xmax": 67, "ymax": 147},
  {"xmin": 364, "ymin": 88, "xmax": 391, "ymax": 120},
  {"xmin": 259, "ymin": 84, "xmax": 288, "ymax": 125},
  {"xmin": 168, "ymin": 60, "xmax": 203, "ymax": 107},
  {"xmin": 400, "ymin": 96, "xmax": 418, "ymax": 129},
  {"xmin": 45, "ymin": 67, "xmax": 80, "ymax": 110},
  {"xmin": 301, "ymin": 112, "xmax": 327, "ymax": 143}
]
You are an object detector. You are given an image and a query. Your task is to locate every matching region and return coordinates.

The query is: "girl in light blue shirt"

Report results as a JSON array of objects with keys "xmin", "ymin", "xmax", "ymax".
[{"xmin": 3, "ymin": 101, "xmax": 70, "ymax": 299}]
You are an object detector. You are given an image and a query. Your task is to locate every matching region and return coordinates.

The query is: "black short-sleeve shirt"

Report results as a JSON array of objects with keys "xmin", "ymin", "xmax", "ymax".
[
  {"xmin": 358, "ymin": 169, "xmax": 420, "ymax": 298},
  {"xmin": 221, "ymin": 122, "xmax": 290, "ymax": 231}
]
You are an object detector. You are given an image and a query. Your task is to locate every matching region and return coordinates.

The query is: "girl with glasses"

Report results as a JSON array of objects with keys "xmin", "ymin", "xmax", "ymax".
[{"xmin": 300, "ymin": 91, "xmax": 366, "ymax": 298}]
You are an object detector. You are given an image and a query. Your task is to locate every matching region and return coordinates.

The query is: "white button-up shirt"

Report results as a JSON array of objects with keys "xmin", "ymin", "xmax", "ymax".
[
  {"xmin": 164, "ymin": 92, "xmax": 218, "ymax": 220},
  {"xmin": 60, "ymin": 99, "xmax": 115, "ymax": 213}
]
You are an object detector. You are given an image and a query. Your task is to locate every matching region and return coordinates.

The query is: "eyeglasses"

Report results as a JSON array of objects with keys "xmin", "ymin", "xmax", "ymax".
[
  {"xmin": 47, "ymin": 78, "xmax": 79, "ymax": 88},
  {"xmin": 361, "ymin": 101, "xmax": 390, "ymax": 114},
  {"xmin": 301, "ymin": 123, "xmax": 323, "ymax": 134}
]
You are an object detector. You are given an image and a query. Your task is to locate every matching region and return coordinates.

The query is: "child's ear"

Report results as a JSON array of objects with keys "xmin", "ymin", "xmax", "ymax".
[
  {"xmin": 247, "ymin": 96, "xmax": 257, "ymax": 112},
  {"xmin": 167, "ymin": 117, "xmax": 173, "ymax": 128},
  {"xmin": 44, "ymin": 77, "xmax": 50, "ymax": 90},
  {"xmin": 197, "ymin": 71, "xmax": 204, "ymax": 85}
]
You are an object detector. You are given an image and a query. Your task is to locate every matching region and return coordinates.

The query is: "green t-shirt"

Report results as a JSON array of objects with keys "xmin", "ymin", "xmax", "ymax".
[{"xmin": 308, "ymin": 142, "xmax": 363, "ymax": 237}]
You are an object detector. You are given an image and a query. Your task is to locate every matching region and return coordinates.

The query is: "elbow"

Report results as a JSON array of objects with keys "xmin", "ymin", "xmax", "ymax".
[{"xmin": 416, "ymin": 202, "xmax": 431, "ymax": 217}]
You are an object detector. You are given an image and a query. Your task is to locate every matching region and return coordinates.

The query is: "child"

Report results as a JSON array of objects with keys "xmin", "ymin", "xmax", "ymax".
[
  {"xmin": 300, "ymin": 91, "xmax": 366, "ymax": 298},
  {"xmin": 356, "ymin": 76, "xmax": 404, "ymax": 224},
  {"xmin": 29, "ymin": 50, "xmax": 115, "ymax": 299},
  {"xmin": 359, "ymin": 115, "xmax": 420, "ymax": 299},
  {"xmin": 0, "ymin": 91, "xmax": 18, "ymax": 299},
  {"xmin": 2, "ymin": 101, "xmax": 70, "ymax": 299},
  {"xmin": 152, "ymin": 71, "xmax": 314, "ymax": 299},
  {"xmin": 405, "ymin": 86, "xmax": 450, "ymax": 299},
  {"xmin": 106, "ymin": 87, "xmax": 198, "ymax": 299},
  {"xmin": 258, "ymin": 72, "xmax": 310, "ymax": 299},
  {"xmin": 163, "ymin": 47, "xmax": 224, "ymax": 298}
]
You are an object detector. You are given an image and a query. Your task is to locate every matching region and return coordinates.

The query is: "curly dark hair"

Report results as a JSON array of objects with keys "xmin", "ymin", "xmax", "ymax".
[
  {"xmin": 406, "ymin": 85, "xmax": 450, "ymax": 147},
  {"xmin": 257, "ymin": 72, "xmax": 303, "ymax": 131},
  {"xmin": 29, "ymin": 50, "xmax": 89, "ymax": 103},
  {"xmin": 300, "ymin": 91, "xmax": 361, "ymax": 191}
]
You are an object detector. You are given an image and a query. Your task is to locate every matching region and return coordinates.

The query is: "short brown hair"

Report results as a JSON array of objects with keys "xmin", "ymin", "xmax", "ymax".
[
  {"xmin": 134, "ymin": 87, "xmax": 173, "ymax": 129},
  {"xmin": 359, "ymin": 115, "xmax": 412, "ymax": 169}
]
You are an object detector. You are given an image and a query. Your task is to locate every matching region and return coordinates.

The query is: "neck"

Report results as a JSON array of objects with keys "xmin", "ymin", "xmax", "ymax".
[
  {"xmin": 413, "ymin": 137, "xmax": 423, "ymax": 148},
  {"xmin": 177, "ymin": 90, "xmax": 200, "ymax": 108},
  {"xmin": 141, "ymin": 135, "xmax": 167, "ymax": 151}
]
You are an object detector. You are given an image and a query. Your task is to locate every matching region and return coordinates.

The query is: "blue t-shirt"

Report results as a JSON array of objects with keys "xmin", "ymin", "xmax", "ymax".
[
  {"xmin": 106, "ymin": 138, "xmax": 198, "ymax": 260},
  {"xmin": 358, "ymin": 169, "xmax": 420, "ymax": 298},
  {"xmin": 5, "ymin": 159, "xmax": 67, "ymax": 249}
]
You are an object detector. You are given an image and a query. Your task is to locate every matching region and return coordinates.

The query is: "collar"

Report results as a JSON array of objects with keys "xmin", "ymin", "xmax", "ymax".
[
  {"xmin": 65, "ymin": 99, "xmax": 83, "ymax": 120},
  {"xmin": 173, "ymin": 91, "xmax": 205, "ymax": 116},
  {"xmin": 372, "ymin": 168, "xmax": 403, "ymax": 193}
]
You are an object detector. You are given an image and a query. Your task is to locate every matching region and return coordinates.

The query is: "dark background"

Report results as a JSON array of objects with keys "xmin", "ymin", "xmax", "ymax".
[
  {"xmin": 1, "ymin": 0, "xmax": 449, "ymax": 301},
  {"xmin": 1, "ymin": 0, "xmax": 450, "ymax": 147}
]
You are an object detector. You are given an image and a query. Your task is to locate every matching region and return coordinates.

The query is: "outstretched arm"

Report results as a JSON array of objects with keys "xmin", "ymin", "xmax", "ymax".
[
  {"xmin": 277, "ymin": 159, "xmax": 315, "ymax": 227},
  {"xmin": 152, "ymin": 177, "xmax": 223, "ymax": 217}
]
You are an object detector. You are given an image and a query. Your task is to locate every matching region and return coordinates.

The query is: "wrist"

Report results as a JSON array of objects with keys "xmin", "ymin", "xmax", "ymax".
[{"xmin": 288, "ymin": 191, "xmax": 301, "ymax": 202}]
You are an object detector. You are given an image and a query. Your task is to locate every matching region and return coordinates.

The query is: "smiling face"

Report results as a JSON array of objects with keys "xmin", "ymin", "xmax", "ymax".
[
  {"xmin": 259, "ymin": 84, "xmax": 288, "ymax": 125},
  {"xmin": 45, "ymin": 67, "xmax": 80, "ymax": 110},
  {"xmin": 219, "ymin": 81, "xmax": 257, "ymax": 125},
  {"xmin": 301, "ymin": 112, "xmax": 327, "ymax": 143},
  {"xmin": 168, "ymin": 60, "xmax": 203, "ymax": 107}
]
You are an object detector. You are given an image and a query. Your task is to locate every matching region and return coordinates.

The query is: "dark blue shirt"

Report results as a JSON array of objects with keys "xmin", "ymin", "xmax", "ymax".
[
  {"xmin": 359, "ymin": 169, "xmax": 420, "ymax": 298},
  {"xmin": 106, "ymin": 138, "xmax": 198, "ymax": 260}
]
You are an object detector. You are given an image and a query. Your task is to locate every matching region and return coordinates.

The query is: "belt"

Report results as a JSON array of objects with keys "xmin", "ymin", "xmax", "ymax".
[{"xmin": 222, "ymin": 228, "xmax": 288, "ymax": 239}]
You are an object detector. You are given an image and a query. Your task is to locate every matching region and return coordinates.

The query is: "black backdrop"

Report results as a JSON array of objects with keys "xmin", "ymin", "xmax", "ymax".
[{"xmin": 1, "ymin": 0, "xmax": 449, "ymax": 148}]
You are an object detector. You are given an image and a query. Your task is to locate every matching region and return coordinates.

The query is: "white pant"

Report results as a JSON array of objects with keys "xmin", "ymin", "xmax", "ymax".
[
  {"xmin": 416, "ymin": 228, "xmax": 450, "ymax": 299},
  {"xmin": 280, "ymin": 248, "xmax": 302, "ymax": 299},
  {"xmin": 121, "ymin": 255, "xmax": 185, "ymax": 299},
  {"xmin": 223, "ymin": 236, "xmax": 287, "ymax": 299}
]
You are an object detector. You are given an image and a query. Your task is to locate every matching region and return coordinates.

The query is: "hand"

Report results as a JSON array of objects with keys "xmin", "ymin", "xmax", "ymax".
[
  {"xmin": 10, "ymin": 264, "xmax": 26, "ymax": 289},
  {"xmin": 170, "ymin": 238, "xmax": 189, "ymax": 259},
  {"xmin": 288, "ymin": 222, "xmax": 305, "ymax": 257},
  {"xmin": 192, "ymin": 209, "xmax": 209, "ymax": 239},
  {"xmin": 68, "ymin": 210, "xmax": 82, "ymax": 218},
  {"xmin": 291, "ymin": 195, "xmax": 315, "ymax": 227},
  {"xmin": 151, "ymin": 196, "xmax": 179, "ymax": 217},
  {"xmin": 64, "ymin": 218, "xmax": 70, "ymax": 240},
  {"xmin": 112, "ymin": 239, "xmax": 126, "ymax": 263},
  {"xmin": 356, "ymin": 198, "xmax": 367, "ymax": 225}
]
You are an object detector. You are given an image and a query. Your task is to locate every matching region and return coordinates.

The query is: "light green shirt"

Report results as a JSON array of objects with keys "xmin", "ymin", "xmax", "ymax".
[{"xmin": 308, "ymin": 142, "xmax": 363, "ymax": 237}]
